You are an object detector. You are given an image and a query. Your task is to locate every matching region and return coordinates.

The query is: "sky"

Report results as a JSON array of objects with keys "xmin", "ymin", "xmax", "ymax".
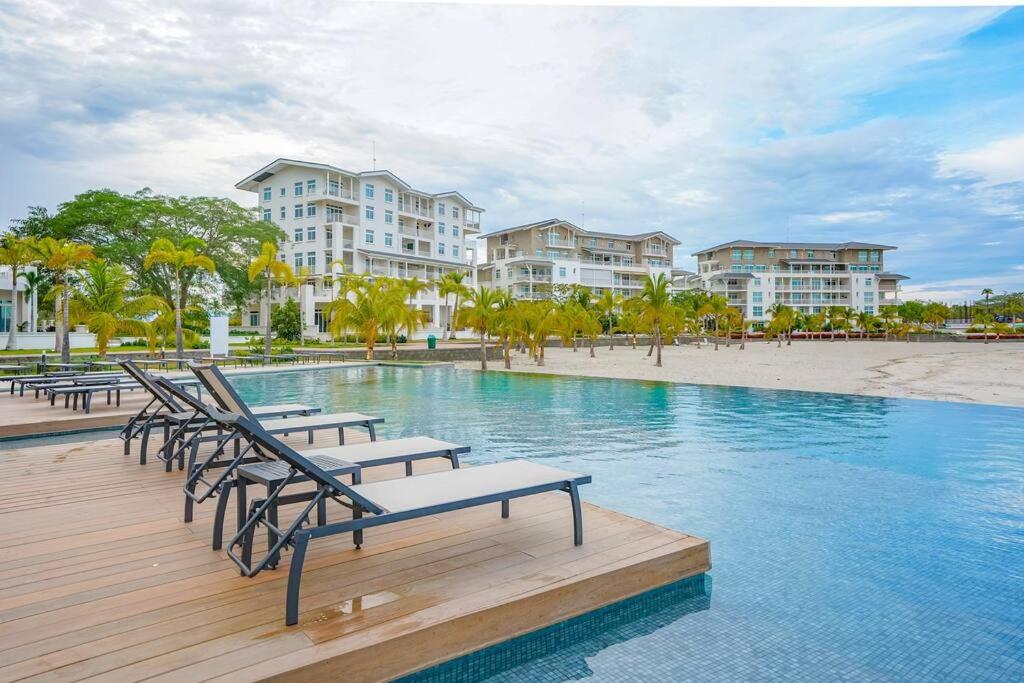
[{"xmin": 1, "ymin": 2, "xmax": 1022, "ymax": 303}]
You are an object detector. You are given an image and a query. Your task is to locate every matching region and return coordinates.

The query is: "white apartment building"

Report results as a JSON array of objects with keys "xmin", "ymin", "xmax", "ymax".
[
  {"xmin": 236, "ymin": 159, "xmax": 484, "ymax": 338},
  {"xmin": 0, "ymin": 266, "xmax": 36, "ymax": 336},
  {"xmin": 477, "ymin": 219, "xmax": 678, "ymax": 300},
  {"xmin": 683, "ymin": 240, "xmax": 909, "ymax": 322}
]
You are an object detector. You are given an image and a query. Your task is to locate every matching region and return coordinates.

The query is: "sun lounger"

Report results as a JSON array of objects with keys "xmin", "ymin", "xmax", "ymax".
[
  {"xmin": 119, "ymin": 360, "xmax": 320, "ymax": 466},
  {"xmin": 45, "ymin": 377, "xmax": 203, "ymax": 413},
  {"xmin": 211, "ymin": 436, "xmax": 470, "ymax": 550},
  {"xmin": 0, "ymin": 364, "xmax": 30, "ymax": 376},
  {"xmin": 172, "ymin": 365, "xmax": 383, "ymax": 522},
  {"xmin": 10, "ymin": 371, "xmax": 120, "ymax": 397},
  {"xmin": 215, "ymin": 411, "xmax": 589, "ymax": 625}
]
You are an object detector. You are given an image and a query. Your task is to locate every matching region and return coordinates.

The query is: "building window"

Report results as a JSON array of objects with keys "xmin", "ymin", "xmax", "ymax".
[
  {"xmin": 559, "ymin": 267, "xmax": 567, "ymax": 277},
  {"xmin": 608, "ymin": 240, "xmax": 615, "ymax": 248},
  {"xmin": 328, "ymin": 179, "xmax": 339, "ymax": 196},
  {"xmin": 438, "ymin": 243, "xmax": 445, "ymax": 255},
  {"xmin": 294, "ymin": 182, "xmax": 303, "ymax": 196},
  {"xmin": 385, "ymin": 210, "xmax": 393, "ymax": 224},
  {"xmin": 293, "ymin": 228, "xmax": 303, "ymax": 242},
  {"xmin": 365, "ymin": 183, "xmax": 375, "ymax": 199},
  {"xmin": 438, "ymin": 202, "xmax": 446, "ymax": 216},
  {"xmin": 744, "ymin": 249, "xmax": 754, "ymax": 261},
  {"xmin": 453, "ymin": 245, "xmax": 460, "ymax": 258},
  {"xmin": 753, "ymin": 278, "xmax": 761, "ymax": 286},
  {"xmin": 384, "ymin": 188, "xmax": 393, "ymax": 203},
  {"xmin": 496, "ymin": 270, "xmax": 501, "ymax": 280},
  {"xmin": 452, "ymin": 226, "xmax": 459, "ymax": 237},
  {"xmin": 767, "ymin": 248, "xmax": 775, "ymax": 257},
  {"xmin": 858, "ymin": 250, "xmax": 868, "ymax": 263},
  {"xmin": 864, "ymin": 292, "xmax": 874, "ymax": 302},
  {"xmin": 248, "ymin": 312, "xmax": 259, "ymax": 326},
  {"xmin": 752, "ymin": 292, "xmax": 763, "ymax": 303},
  {"xmin": 384, "ymin": 232, "xmax": 393, "ymax": 247},
  {"xmin": 731, "ymin": 265, "xmax": 742, "ymax": 272},
  {"xmin": 365, "ymin": 206, "xmax": 375, "ymax": 220},
  {"xmin": 294, "ymin": 204, "xmax": 303, "ymax": 218},
  {"xmin": 453, "ymin": 207, "xmax": 459, "ymax": 219},
  {"xmin": 260, "ymin": 208, "xmax": 270, "ymax": 222},
  {"xmin": 294, "ymin": 253, "xmax": 302, "ymax": 270},
  {"xmin": 438, "ymin": 222, "xmax": 445, "ymax": 234},
  {"xmin": 307, "ymin": 226, "xmax": 316, "ymax": 241},
  {"xmin": 870, "ymin": 250, "xmax": 880, "ymax": 262},
  {"xmin": 753, "ymin": 306, "xmax": 763, "ymax": 317},
  {"xmin": 865, "ymin": 306, "xmax": 874, "ymax": 314},
  {"xmin": 865, "ymin": 277, "xmax": 872, "ymax": 285},
  {"xmin": 280, "ymin": 187, "xmax": 286, "ymax": 197},
  {"xmin": 365, "ymin": 229, "xmax": 374, "ymax": 244},
  {"xmin": 307, "ymin": 179, "xmax": 316, "ymax": 194},
  {"xmin": 807, "ymin": 250, "xmax": 814, "ymax": 258},
  {"xmin": 790, "ymin": 249, "xmax": 798, "ymax": 258},
  {"xmin": 307, "ymin": 252, "xmax": 316, "ymax": 269},
  {"xmin": 732, "ymin": 249, "xmax": 741, "ymax": 260},
  {"xmin": 262, "ymin": 187, "xmax": 272, "ymax": 201},
  {"xmin": 279, "ymin": 206, "xmax": 286, "ymax": 220},
  {"xmin": 306, "ymin": 203, "xmax": 316, "ymax": 217}
]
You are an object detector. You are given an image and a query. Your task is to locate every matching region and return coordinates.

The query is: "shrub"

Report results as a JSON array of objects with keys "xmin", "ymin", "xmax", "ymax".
[{"xmin": 271, "ymin": 299, "xmax": 302, "ymax": 342}]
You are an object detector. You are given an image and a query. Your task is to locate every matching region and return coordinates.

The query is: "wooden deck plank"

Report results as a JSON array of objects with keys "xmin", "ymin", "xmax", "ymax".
[{"xmin": 0, "ymin": 427, "xmax": 709, "ymax": 682}]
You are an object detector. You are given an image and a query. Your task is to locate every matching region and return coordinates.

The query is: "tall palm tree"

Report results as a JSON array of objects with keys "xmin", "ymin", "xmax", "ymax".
[
  {"xmin": 30, "ymin": 237, "xmax": 95, "ymax": 363},
  {"xmin": 145, "ymin": 237, "xmax": 216, "ymax": 356},
  {"xmin": 855, "ymin": 311, "xmax": 876, "ymax": 340},
  {"xmin": 595, "ymin": 289, "xmax": 623, "ymax": 351},
  {"xmin": 0, "ymin": 235, "xmax": 35, "ymax": 350},
  {"xmin": 18, "ymin": 269, "xmax": 44, "ymax": 334},
  {"xmin": 457, "ymin": 287, "xmax": 501, "ymax": 370},
  {"xmin": 879, "ymin": 305, "xmax": 899, "ymax": 341},
  {"xmin": 438, "ymin": 272, "xmax": 470, "ymax": 340},
  {"xmin": 825, "ymin": 305, "xmax": 844, "ymax": 342},
  {"xmin": 245, "ymin": 242, "xmax": 293, "ymax": 361},
  {"xmin": 839, "ymin": 307, "xmax": 856, "ymax": 342},
  {"xmin": 326, "ymin": 277, "xmax": 403, "ymax": 360},
  {"xmin": 700, "ymin": 295, "xmax": 730, "ymax": 350},
  {"xmin": 69, "ymin": 261, "xmax": 167, "ymax": 356},
  {"xmin": 981, "ymin": 288, "xmax": 993, "ymax": 310},
  {"xmin": 767, "ymin": 303, "xmax": 792, "ymax": 348},
  {"xmin": 639, "ymin": 273, "xmax": 672, "ymax": 367},
  {"xmin": 492, "ymin": 290, "xmax": 518, "ymax": 369},
  {"xmin": 974, "ymin": 312, "xmax": 995, "ymax": 344}
]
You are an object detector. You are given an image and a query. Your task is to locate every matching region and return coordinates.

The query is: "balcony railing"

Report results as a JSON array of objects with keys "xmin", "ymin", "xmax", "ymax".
[
  {"xmin": 322, "ymin": 186, "xmax": 355, "ymax": 200},
  {"xmin": 325, "ymin": 213, "xmax": 360, "ymax": 226},
  {"xmin": 398, "ymin": 202, "xmax": 432, "ymax": 218}
]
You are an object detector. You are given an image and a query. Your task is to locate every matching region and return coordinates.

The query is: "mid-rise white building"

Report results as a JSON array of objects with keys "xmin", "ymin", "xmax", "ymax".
[
  {"xmin": 236, "ymin": 159, "xmax": 484, "ymax": 338},
  {"xmin": 0, "ymin": 266, "xmax": 36, "ymax": 336},
  {"xmin": 476, "ymin": 219, "xmax": 678, "ymax": 300},
  {"xmin": 682, "ymin": 240, "xmax": 909, "ymax": 322}
]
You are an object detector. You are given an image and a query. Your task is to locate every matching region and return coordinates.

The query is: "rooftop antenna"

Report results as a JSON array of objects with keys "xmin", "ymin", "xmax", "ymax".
[{"xmin": 372, "ymin": 142, "xmax": 376, "ymax": 171}]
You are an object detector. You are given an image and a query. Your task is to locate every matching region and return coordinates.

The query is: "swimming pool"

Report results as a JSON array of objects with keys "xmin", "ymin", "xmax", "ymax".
[{"xmin": 231, "ymin": 365, "xmax": 1024, "ymax": 681}]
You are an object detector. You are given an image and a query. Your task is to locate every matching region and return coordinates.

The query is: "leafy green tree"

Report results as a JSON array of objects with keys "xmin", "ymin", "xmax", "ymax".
[
  {"xmin": 248, "ymin": 242, "xmax": 295, "ymax": 360},
  {"xmin": 897, "ymin": 300, "xmax": 925, "ymax": 325},
  {"xmin": 69, "ymin": 261, "xmax": 167, "ymax": 356},
  {"xmin": 271, "ymin": 298, "xmax": 302, "ymax": 342}
]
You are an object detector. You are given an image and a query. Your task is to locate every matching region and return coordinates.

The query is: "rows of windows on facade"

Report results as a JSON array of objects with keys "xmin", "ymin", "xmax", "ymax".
[
  {"xmin": 726, "ymin": 247, "xmax": 884, "ymax": 273},
  {"xmin": 260, "ymin": 178, "xmax": 463, "ymax": 261}
]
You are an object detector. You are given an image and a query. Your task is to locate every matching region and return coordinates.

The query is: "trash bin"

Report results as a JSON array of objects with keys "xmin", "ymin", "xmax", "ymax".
[{"xmin": 427, "ymin": 334, "xmax": 437, "ymax": 350}]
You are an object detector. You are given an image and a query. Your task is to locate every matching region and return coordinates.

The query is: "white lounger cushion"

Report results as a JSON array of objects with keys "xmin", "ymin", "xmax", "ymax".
[
  {"xmin": 351, "ymin": 460, "xmax": 585, "ymax": 513},
  {"xmin": 303, "ymin": 436, "xmax": 465, "ymax": 466},
  {"xmin": 166, "ymin": 403, "xmax": 315, "ymax": 421},
  {"xmin": 259, "ymin": 412, "xmax": 377, "ymax": 430}
]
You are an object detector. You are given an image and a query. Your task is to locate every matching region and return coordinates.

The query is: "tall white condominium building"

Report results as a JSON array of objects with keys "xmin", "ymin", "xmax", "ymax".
[
  {"xmin": 236, "ymin": 159, "xmax": 484, "ymax": 338},
  {"xmin": 683, "ymin": 240, "xmax": 909, "ymax": 322},
  {"xmin": 477, "ymin": 219, "xmax": 679, "ymax": 300}
]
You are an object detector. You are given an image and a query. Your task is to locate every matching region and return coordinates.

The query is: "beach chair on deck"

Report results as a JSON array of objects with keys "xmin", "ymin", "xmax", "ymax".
[
  {"xmin": 213, "ymin": 411, "xmax": 590, "ymax": 625},
  {"xmin": 174, "ymin": 364, "xmax": 382, "ymax": 522},
  {"xmin": 119, "ymin": 360, "xmax": 320, "ymax": 466}
]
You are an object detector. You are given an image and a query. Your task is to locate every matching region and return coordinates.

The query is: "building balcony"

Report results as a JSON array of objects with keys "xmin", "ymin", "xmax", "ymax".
[
  {"xmin": 325, "ymin": 214, "xmax": 360, "ymax": 227},
  {"xmin": 398, "ymin": 202, "xmax": 432, "ymax": 219},
  {"xmin": 464, "ymin": 220, "xmax": 481, "ymax": 233},
  {"xmin": 320, "ymin": 186, "xmax": 356, "ymax": 201}
]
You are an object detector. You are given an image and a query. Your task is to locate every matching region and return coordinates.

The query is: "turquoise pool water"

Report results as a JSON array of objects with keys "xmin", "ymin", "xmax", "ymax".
[{"xmin": 231, "ymin": 365, "xmax": 1024, "ymax": 681}]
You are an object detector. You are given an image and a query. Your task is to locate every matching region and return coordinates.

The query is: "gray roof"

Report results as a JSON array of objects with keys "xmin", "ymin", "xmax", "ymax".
[
  {"xmin": 692, "ymin": 239, "xmax": 896, "ymax": 256},
  {"xmin": 480, "ymin": 218, "xmax": 680, "ymax": 244},
  {"xmin": 874, "ymin": 272, "xmax": 910, "ymax": 280},
  {"xmin": 708, "ymin": 272, "xmax": 754, "ymax": 280},
  {"xmin": 359, "ymin": 248, "xmax": 472, "ymax": 270}
]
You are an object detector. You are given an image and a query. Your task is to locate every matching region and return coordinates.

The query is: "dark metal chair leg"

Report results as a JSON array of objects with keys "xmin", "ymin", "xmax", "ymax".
[
  {"xmin": 501, "ymin": 500, "xmax": 510, "ymax": 518},
  {"xmin": 569, "ymin": 482, "xmax": 583, "ymax": 546},
  {"xmin": 212, "ymin": 479, "xmax": 233, "ymax": 550},
  {"xmin": 285, "ymin": 531, "xmax": 310, "ymax": 626}
]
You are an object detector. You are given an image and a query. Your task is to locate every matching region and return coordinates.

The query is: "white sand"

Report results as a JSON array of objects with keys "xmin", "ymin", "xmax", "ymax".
[{"xmin": 458, "ymin": 340, "xmax": 1024, "ymax": 407}]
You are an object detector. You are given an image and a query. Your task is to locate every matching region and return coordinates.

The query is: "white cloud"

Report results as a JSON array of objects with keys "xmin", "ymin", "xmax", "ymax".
[
  {"xmin": 815, "ymin": 210, "xmax": 891, "ymax": 224},
  {"xmin": 940, "ymin": 135, "xmax": 1024, "ymax": 185}
]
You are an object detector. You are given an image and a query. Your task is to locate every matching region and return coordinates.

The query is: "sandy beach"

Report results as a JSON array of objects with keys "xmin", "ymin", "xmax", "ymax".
[{"xmin": 458, "ymin": 340, "xmax": 1024, "ymax": 407}]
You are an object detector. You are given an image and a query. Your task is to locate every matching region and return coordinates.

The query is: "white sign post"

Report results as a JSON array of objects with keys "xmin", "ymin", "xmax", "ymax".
[{"xmin": 210, "ymin": 315, "xmax": 229, "ymax": 356}]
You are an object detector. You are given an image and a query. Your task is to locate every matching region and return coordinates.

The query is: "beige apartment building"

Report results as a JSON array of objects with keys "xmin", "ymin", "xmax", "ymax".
[
  {"xmin": 477, "ymin": 219, "xmax": 678, "ymax": 300},
  {"xmin": 681, "ymin": 240, "xmax": 909, "ymax": 321}
]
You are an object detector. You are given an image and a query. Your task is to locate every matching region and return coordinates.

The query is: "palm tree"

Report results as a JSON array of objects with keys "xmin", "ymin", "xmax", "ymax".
[
  {"xmin": 922, "ymin": 302, "xmax": 948, "ymax": 339},
  {"xmin": 0, "ymin": 235, "xmax": 35, "ymax": 350},
  {"xmin": 457, "ymin": 287, "xmax": 501, "ymax": 370},
  {"xmin": 700, "ymin": 295, "xmax": 729, "ymax": 350},
  {"xmin": 825, "ymin": 305, "xmax": 844, "ymax": 342},
  {"xmin": 245, "ymin": 242, "xmax": 293, "ymax": 362},
  {"xmin": 595, "ymin": 289, "xmax": 622, "ymax": 350},
  {"xmin": 491, "ymin": 291, "xmax": 519, "ymax": 369},
  {"xmin": 839, "ymin": 307, "xmax": 856, "ymax": 342},
  {"xmin": 30, "ymin": 238, "xmax": 96, "ymax": 363},
  {"xmin": 981, "ymin": 288, "xmax": 993, "ymax": 310},
  {"xmin": 69, "ymin": 261, "xmax": 167, "ymax": 356},
  {"xmin": 326, "ymin": 277, "xmax": 402, "ymax": 360},
  {"xmin": 767, "ymin": 303, "xmax": 792, "ymax": 348},
  {"xmin": 438, "ymin": 272, "xmax": 470, "ymax": 340},
  {"xmin": 145, "ymin": 237, "xmax": 216, "ymax": 356},
  {"xmin": 639, "ymin": 273, "xmax": 673, "ymax": 367},
  {"xmin": 855, "ymin": 311, "xmax": 876, "ymax": 340},
  {"xmin": 879, "ymin": 305, "xmax": 899, "ymax": 341},
  {"xmin": 974, "ymin": 313, "xmax": 995, "ymax": 344},
  {"xmin": 18, "ymin": 270, "xmax": 44, "ymax": 334}
]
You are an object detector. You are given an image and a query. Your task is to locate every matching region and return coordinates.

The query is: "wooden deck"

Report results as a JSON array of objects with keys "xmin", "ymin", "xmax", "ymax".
[{"xmin": 0, "ymin": 431, "xmax": 710, "ymax": 682}]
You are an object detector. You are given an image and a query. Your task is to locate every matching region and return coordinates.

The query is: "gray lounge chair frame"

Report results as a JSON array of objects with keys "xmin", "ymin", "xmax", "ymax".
[
  {"xmin": 216, "ymin": 412, "xmax": 589, "ymax": 626},
  {"xmin": 166, "ymin": 366, "xmax": 382, "ymax": 522}
]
